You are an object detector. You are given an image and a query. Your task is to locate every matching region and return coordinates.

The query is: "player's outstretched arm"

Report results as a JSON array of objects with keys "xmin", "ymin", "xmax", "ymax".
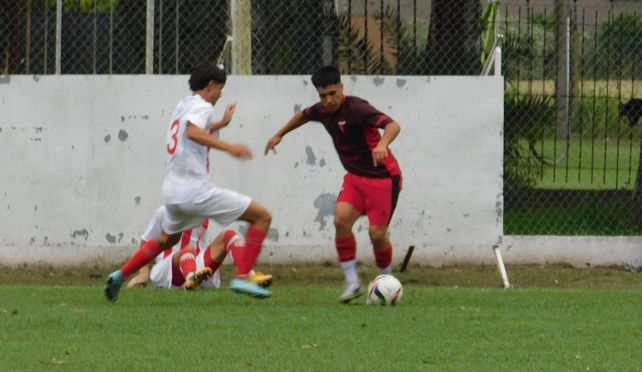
[
  {"xmin": 187, "ymin": 122, "xmax": 252, "ymax": 159},
  {"xmin": 264, "ymin": 111, "xmax": 309, "ymax": 155}
]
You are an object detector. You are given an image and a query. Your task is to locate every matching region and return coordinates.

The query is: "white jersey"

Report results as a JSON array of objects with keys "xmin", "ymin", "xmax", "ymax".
[{"xmin": 163, "ymin": 94, "xmax": 217, "ymax": 204}]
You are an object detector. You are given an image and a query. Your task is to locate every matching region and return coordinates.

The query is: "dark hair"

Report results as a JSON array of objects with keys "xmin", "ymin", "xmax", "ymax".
[
  {"xmin": 189, "ymin": 61, "xmax": 227, "ymax": 91},
  {"xmin": 311, "ymin": 66, "xmax": 341, "ymax": 88}
]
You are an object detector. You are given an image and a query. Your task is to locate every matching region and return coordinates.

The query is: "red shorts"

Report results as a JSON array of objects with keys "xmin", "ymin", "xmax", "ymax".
[{"xmin": 337, "ymin": 173, "xmax": 402, "ymax": 226}]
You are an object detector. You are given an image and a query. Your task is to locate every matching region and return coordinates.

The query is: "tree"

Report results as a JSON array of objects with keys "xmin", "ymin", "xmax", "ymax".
[{"xmin": 426, "ymin": 0, "xmax": 481, "ymax": 75}]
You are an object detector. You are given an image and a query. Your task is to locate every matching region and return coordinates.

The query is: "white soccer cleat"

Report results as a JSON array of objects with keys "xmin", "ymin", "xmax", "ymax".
[{"xmin": 338, "ymin": 281, "xmax": 363, "ymax": 304}]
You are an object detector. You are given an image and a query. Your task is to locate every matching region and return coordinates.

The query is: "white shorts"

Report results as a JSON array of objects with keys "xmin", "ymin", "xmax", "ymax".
[
  {"xmin": 150, "ymin": 249, "xmax": 221, "ymax": 289},
  {"xmin": 163, "ymin": 187, "xmax": 252, "ymax": 235}
]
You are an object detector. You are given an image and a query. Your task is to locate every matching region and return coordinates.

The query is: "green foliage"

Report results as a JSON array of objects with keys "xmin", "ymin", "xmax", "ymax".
[
  {"xmin": 597, "ymin": 13, "xmax": 642, "ymax": 79},
  {"xmin": 503, "ymin": 12, "xmax": 642, "ymax": 81},
  {"xmin": 43, "ymin": 0, "xmax": 118, "ymax": 12},
  {"xmin": 504, "ymin": 90, "xmax": 555, "ymax": 188},
  {"xmin": 478, "ymin": 0, "xmax": 499, "ymax": 66},
  {"xmin": 505, "ymin": 190, "xmax": 642, "ymax": 234},
  {"xmin": 396, "ymin": 19, "xmax": 430, "ymax": 74},
  {"xmin": 578, "ymin": 93, "xmax": 632, "ymax": 138},
  {"xmin": 532, "ymin": 13, "xmax": 556, "ymax": 31},
  {"xmin": 337, "ymin": 5, "xmax": 399, "ymax": 74},
  {"xmin": 502, "ymin": 16, "xmax": 555, "ymax": 80}
]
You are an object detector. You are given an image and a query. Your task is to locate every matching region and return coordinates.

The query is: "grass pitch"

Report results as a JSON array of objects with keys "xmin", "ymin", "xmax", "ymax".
[{"xmin": 1, "ymin": 264, "xmax": 641, "ymax": 370}]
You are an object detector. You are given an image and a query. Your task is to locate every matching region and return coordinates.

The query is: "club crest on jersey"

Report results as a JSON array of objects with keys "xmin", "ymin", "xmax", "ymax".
[{"xmin": 338, "ymin": 120, "xmax": 346, "ymax": 132}]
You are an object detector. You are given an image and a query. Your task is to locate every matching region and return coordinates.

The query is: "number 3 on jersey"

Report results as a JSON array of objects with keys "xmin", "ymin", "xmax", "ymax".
[{"xmin": 167, "ymin": 119, "xmax": 180, "ymax": 155}]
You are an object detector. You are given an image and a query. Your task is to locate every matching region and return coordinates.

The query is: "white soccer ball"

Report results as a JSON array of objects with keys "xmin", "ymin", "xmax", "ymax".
[{"xmin": 366, "ymin": 274, "xmax": 403, "ymax": 306}]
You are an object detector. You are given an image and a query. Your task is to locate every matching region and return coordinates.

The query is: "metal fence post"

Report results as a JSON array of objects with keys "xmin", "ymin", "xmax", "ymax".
[
  {"xmin": 55, "ymin": 0, "xmax": 62, "ymax": 74},
  {"xmin": 146, "ymin": 0, "xmax": 155, "ymax": 74}
]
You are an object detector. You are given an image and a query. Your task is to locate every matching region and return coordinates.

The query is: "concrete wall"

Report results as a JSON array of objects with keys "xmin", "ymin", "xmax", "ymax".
[{"xmin": 0, "ymin": 75, "xmax": 510, "ymax": 266}]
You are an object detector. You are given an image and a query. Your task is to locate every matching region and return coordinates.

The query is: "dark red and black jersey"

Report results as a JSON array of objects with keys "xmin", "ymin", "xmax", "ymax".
[{"xmin": 303, "ymin": 96, "xmax": 401, "ymax": 178}]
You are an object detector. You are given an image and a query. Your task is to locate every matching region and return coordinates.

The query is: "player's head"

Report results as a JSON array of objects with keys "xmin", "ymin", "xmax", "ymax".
[
  {"xmin": 311, "ymin": 66, "xmax": 344, "ymax": 113},
  {"xmin": 189, "ymin": 61, "xmax": 227, "ymax": 104}
]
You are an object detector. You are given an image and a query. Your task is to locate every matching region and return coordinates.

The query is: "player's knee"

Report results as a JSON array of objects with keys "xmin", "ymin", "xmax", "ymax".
[
  {"xmin": 259, "ymin": 210, "xmax": 272, "ymax": 226},
  {"xmin": 368, "ymin": 227, "xmax": 388, "ymax": 245},
  {"xmin": 251, "ymin": 209, "xmax": 271, "ymax": 230},
  {"xmin": 334, "ymin": 217, "xmax": 352, "ymax": 234}
]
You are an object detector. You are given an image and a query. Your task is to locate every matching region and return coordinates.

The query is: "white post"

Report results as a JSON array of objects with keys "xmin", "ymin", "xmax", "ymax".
[
  {"xmin": 493, "ymin": 244, "xmax": 511, "ymax": 288},
  {"xmin": 145, "ymin": 0, "xmax": 155, "ymax": 74},
  {"xmin": 494, "ymin": 46, "xmax": 501, "ymax": 76},
  {"xmin": 55, "ymin": 0, "xmax": 62, "ymax": 74}
]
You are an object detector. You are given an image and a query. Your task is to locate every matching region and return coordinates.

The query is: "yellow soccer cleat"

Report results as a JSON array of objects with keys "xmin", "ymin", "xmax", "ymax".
[
  {"xmin": 183, "ymin": 267, "xmax": 213, "ymax": 290},
  {"xmin": 249, "ymin": 270, "xmax": 273, "ymax": 288}
]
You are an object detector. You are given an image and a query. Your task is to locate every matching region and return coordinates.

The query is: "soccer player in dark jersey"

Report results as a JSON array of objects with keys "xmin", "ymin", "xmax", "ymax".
[{"xmin": 264, "ymin": 66, "xmax": 402, "ymax": 304}]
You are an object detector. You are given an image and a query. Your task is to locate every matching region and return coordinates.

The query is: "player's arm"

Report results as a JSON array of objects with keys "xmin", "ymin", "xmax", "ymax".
[
  {"xmin": 186, "ymin": 122, "xmax": 252, "ymax": 159},
  {"xmin": 264, "ymin": 111, "xmax": 310, "ymax": 155},
  {"xmin": 126, "ymin": 265, "xmax": 150, "ymax": 288},
  {"xmin": 209, "ymin": 103, "xmax": 236, "ymax": 134},
  {"xmin": 372, "ymin": 121, "xmax": 400, "ymax": 166},
  {"xmin": 126, "ymin": 239, "xmax": 152, "ymax": 288}
]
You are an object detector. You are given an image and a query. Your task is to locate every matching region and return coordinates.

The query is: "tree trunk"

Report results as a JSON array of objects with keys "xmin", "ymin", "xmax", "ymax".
[
  {"xmin": 4, "ymin": 0, "xmax": 26, "ymax": 73},
  {"xmin": 427, "ymin": 0, "xmax": 481, "ymax": 75}
]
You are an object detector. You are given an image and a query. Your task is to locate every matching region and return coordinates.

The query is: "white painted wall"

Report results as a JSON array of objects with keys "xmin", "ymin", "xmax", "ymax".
[{"xmin": 6, "ymin": 74, "xmax": 591, "ymax": 268}]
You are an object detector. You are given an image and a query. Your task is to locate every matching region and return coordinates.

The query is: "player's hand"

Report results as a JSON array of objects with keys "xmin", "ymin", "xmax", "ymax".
[
  {"xmin": 372, "ymin": 143, "xmax": 388, "ymax": 166},
  {"xmin": 228, "ymin": 143, "xmax": 253, "ymax": 160},
  {"xmin": 221, "ymin": 103, "xmax": 236, "ymax": 126},
  {"xmin": 126, "ymin": 270, "xmax": 149, "ymax": 288},
  {"xmin": 264, "ymin": 135, "xmax": 281, "ymax": 155}
]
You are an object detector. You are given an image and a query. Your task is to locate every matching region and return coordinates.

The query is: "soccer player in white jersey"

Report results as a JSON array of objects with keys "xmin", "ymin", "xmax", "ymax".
[
  {"xmin": 105, "ymin": 62, "xmax": 273, "ymax": 302},
  {"xmin": 126, "ymin": 206, "xmax": 273, "ymax": 290}
]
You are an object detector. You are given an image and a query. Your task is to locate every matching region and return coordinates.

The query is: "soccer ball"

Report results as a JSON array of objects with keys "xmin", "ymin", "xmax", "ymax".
[{"xmin": 366, "ymin": 274, "xmax": 403, "ymax": 306}]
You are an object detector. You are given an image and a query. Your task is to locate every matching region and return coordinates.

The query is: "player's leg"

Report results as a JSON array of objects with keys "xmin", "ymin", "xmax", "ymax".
[
  {"xmin": 196, "ymin": 188, "xmax": 272, "ymax": 298},
  {"xmin": 369, "ymin": 225, "xmax": 392, "ymax": 274},
  {"xmin": 335, "ymin": 174, "xmax": 366, "ymax": 303},
  {"xmin": 335, "ymin": 201, "xmax": 363, "ymax": 303},
  {"xmin": 105, "ymin": 230, "xmax": 182, "ymax": 302},
  {"xmin": 174, "ymin": 246, "xmax": 212, "ymax": 290},
  {"xmin": 235, "ymin": 201, "xmax": 271, "ymax": 278},
  {"xmin": 205, "ymin": 229, "xmax": 273, "ymax": 287},
  {"xmin": 202, "ymin": 230, "xmax": 228, "ymax": 274},
  {"xmin": 229, "ymin": 201, "xmax": 273, "ymax": 297},
  {"xmin": 364, "ymin": 175, "xmax": 402, "ymax": 275}
]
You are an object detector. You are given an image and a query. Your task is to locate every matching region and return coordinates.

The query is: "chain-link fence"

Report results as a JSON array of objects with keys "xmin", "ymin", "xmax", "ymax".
[
  {"xmin": 501, "ymin": 0, "xmax": 642, "ymax": 235},
  {"xmin": 2, "ymin": 0, "xmax": 492, "ymax": 75},
  {"xmin": 3, "ymin": 0, "xmax": 642, "ymax": 236}
]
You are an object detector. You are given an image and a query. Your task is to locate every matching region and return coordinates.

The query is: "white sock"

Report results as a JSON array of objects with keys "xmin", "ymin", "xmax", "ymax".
[
  {"xmin": 378, "ymin": 265, "xmax": 392, "ymax": 275},
  {"xmin": 340, "ymin": 260, "xmax": 359, "ymax": 284}
]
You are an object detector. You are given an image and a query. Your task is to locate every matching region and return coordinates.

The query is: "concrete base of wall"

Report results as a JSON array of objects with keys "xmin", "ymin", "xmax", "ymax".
[{"xmin": 2, "ymin": 236, "xmax": 640, "ymax": 267}]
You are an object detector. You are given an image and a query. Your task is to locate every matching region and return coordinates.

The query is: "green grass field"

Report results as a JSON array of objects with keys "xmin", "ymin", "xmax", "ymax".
[
  {"xmin": 521, "ymin": 137, "xmax": 640, "ymax": 190},
  {"xmin": 1, "ymin": 264, "xmax": 641, "ymax": 370},
  {"xmin": 506, "ymin": 138, "xmax": 642, "ymax": 234}
]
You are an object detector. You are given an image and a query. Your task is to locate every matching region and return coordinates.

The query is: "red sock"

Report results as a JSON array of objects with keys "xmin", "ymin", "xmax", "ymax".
[
  {"xmin": 335, "ymin": 234, "xmax": 356, "ymax": 262},
  {"xmin": 223, "ymin": 230, "xmax": 243, "ymax": 264},
  {"xmin": 121, "ymin": 239, "xmax": 163, "ymax": 277},
  {"xmin": 178, "ymin": 252, "xmax": 197, "ymax": 277},
  {"xmin": 235, "ymin": 227, "xmax": 267, "ymax": 278},
  {"xmin": 373, "ymin": 243, "xmax": 393, "ymax": 269},
  {"xmin": 203, "ymin": 246, "xmax": 222, "ymax": 273}
]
